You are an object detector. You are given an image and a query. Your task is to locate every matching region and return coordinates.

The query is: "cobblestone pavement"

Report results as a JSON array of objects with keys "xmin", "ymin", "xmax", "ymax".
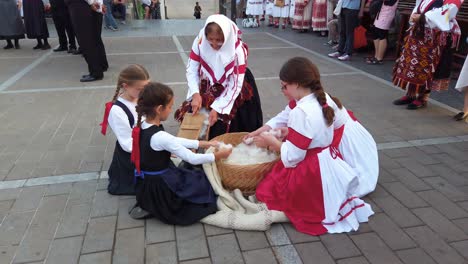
[{"xmin": 0, "ymin": 20, "xmax": 467, "ymax": 263}]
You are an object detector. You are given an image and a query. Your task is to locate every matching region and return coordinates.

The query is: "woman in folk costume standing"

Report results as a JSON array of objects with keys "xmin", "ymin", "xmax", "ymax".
[
  {"xmin": 265, "ymin": 0, "xmax": 276, "ymax": 26},
  {"xmin": 255, "ymin": 57, "xmax": 374, "ymax": 235},
  {"xmin": 453, "ymin": 56, "xmax": 468, "ymax": 122},
  {"xmin": 312, "ymin": 0, "xmax": 328, "ymax": 35},
  {"xmin": 23, "ymin": 0, "xmax": 51, "ymax": 49},
  {"xmin": 393, "ymin": 0, "xmax": 463, "ymax": 109},
  {"xmin": 273, "ymin": 0, "xmax": 291, "ymax": 28},
  {"xmin": 175, "ymin": 14, "xmax": 263, "ymax": 140},
  {"xmin": 246, "ymin": 0, "xmax": 264, "ymax": 25},
  {"xmin": 293, "ymin": 0, "xmax": 313, "ymax": 32},
  {"xmin": 0, "ymin": 0, "xmax": 25, "ymax": 49}
]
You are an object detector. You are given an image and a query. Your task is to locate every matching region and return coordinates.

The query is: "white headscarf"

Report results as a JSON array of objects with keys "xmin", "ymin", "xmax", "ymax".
[{"xmin": 197, "ymin": 14, "xmax": 242, "ymax": 83}]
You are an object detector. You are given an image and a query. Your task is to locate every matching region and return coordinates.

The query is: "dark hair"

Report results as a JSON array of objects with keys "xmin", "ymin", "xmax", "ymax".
[
  {"xmin": 111, "ymin": 64, "xmax": 150, "ymax": 102},
  {"xmin": 279, "ymin": 57, "xmax": 335, "ymax": 126},
  {"xmin": 204, "ymin": 22, "xmax": 223, "ymax": 37},
  {"xmin": 135, "ymin": 82, "xmax": 174, "ymax": 128}
]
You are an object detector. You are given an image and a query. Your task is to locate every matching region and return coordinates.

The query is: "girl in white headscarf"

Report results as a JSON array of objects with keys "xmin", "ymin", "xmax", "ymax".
[{"xmin": 175, "ymin": 14, "xmax": 263, "ymax": 139}]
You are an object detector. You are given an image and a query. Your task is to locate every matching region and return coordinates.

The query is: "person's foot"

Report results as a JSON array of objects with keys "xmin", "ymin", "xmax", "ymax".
[
  {"xmin": 328, "ymin": 51, "xmax": 341, "ymax": 58},
  {"xmin": 53, "ymin": 46, "xmax": 68, "ymax": 52},
  {"xmin": 128, "ymin": 204, "xmax": 151, "ymax": 219},
  {"xmin": 299, "ymin": 29, "xmax": 308, "ymax": 33},
  {"xmin": 72, "ymin": 49, "xmax": 82, "ymax": 55},
  {"xmin": 41, "ymin": 43, "xmax": 51, "ymax": 50},
  {"xmin": 33, "ymin": 44, "xmax": 43, "ymax": 50},
  {"xmin": 282, "ymin": 24, "xmax": 286, "ymax": 29},
  {"xmin": 407, "ymin": 100, "xmax": 427, "ymax": 110},
  {"xmin": 393, "ymin": 95, "xmax": 413, "ymax": 105},
  {"xmin": 109, "ymin": 26, "xmax": 118, "ymax": 31},
  {"xmin": 80, "ymin": 74, "xmax": 103, "ymax": 82},
  {"xmin": 267, "ymin": 23, "xmax": 274, "ymax": 27},
  {"xmin": 68, "ymin": 47, "xmax": 77, "ymax": 53},
  {"xmin": 338, "ymin": 54, "xmax": 351, "ymax": 61},
  {"xmin": 3, "ymin": 44, "xmax": 13, "ymax": 49},
  {"xmin": 453, "ymin": 112, "xmax": 465, "ymax": 121},
  {"xmin": 14, "ymin": 43, "xmax": 20, "ymax": 49},
  {"xmin": 120, "ymin": 20, "xmax": 126, "ymax": 25}
]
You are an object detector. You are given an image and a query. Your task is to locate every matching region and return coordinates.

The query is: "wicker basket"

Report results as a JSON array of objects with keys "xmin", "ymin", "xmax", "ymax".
[{"xmin": 211, "ymin": 132, "xmax": 279, "ymax": 195}]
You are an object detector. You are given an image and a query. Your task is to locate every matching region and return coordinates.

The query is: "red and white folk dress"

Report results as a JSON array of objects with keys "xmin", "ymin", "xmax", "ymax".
[{"xmin": 256, "ymin": 94, "xmax": 374, "ymax": 235}]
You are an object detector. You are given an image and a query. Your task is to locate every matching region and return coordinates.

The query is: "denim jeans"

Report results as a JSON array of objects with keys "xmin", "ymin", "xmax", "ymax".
[
  {"xmin": 337, "ymin": 8, "xmax": 359, "ymax": 55},
  {"xmin": 103, "ymin": 0, "xmax": 118, "ymax": 28}
]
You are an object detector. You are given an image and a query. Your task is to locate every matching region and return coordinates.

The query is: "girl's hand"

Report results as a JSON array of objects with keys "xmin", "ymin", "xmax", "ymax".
[
  {"xmin": 252, "ymin": 136, "xmax": 269, "ymax": 148},
  {"xmin": 199, "ymin": 140, "xmax": 219, "ymax": 149},
  {"xmin": 278, "ymin": 127, "xmax": 289, "ymax": 138},
  {"xmin": 191, "ymin": 93, "xmax": 202, "ymax": 115},
  {"xmin": 214, "ymin": 147, "xmax": 232, "ymax": 160},
  {"xmin": 208, "ymin": 109, "xmax": 218, "ymax": 126}
]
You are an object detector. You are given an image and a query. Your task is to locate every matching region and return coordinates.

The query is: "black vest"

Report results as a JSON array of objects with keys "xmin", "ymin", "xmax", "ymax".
[{"xmin": 139, "ymin": 125, "xmax": 171, "ymax": 171}]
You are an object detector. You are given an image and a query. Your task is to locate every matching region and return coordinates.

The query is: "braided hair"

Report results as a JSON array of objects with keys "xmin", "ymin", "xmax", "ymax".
[{"xmin": 279, "ymin": 57, "xmax": 335, "ymax": 126}]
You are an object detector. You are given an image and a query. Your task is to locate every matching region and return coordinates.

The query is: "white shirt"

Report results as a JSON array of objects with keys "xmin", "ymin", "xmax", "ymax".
[
  {"xmin": 85, "ymin": 0, "xmax": 103, "ymax": 12},
  {"xmin": 108, "ymin": 97, "xmax": 138, "ymax": 153},
  {"xmin": 141, "ymin": 121, "xmax": 215, "ymax": 165}
]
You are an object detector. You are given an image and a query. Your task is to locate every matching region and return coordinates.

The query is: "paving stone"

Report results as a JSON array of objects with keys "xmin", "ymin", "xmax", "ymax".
[
  {"xmin": 406, "ymin": 148, "xmax": 440, "ymax": 165},
  {"xmin": 117, "ymin": 198, "xmax": 143, "ymax": 230},
  {"xmin": 44, "ymin": 183, "xmax": 73, "ymax": 196},
  {"xmin": 0, "ymin": 188, "xmax": 21, "ymax": 201},
  {"xmin": 295, "ymin": 242, "xmax": 334, "ymax": 264},
  {"xmin": 367, "ymin": 213, "xmax": 416, "ymax": 250},
  {"xmin": 427, "ymin": 164, "xmax": 468, "ymax": 187},
  {"xmin": 406, "ymin": 226, "xmax": 466, "ymax": 264},
  {"xmin": 180, "ymin": 258, "xmax": 212, "ymax": 264},
  {"xmin": 394, "ymin": 158, "xmax": 438, "ymax": 178},
  {"xmin": 243, "ymin": 248, "xmax": 277, "ymax": 264},
  {"xmin": 0, "ymin": 211, "xmax": 34, "ymax": 246},
  {"xmin": 235, "ymin": 230, "xmax": 270, "ymax": 251},
  {"xmin": 90, "ymin": 190, "xmax": 119, "ymax": 218},
  {"xmin": 204, "ymin": 224, "xmax": 233, "ymax": 236},
  {"xmin": 336, "ymin": 256, "xmax": 370, "ymax": 264},
  {"xmin": 417, "ymin": 145, "xmax": 443, "ymax": 155},
  {"xmin": 381, "ymin": 182, "xmax": 428, "ymax": 208},
  {"xmin": 436, "ymin": 144, "xmax": 468, "ymax": 161},
  {"xmin": 14, "ymin": 195, "xmax": 68, "ymax": 263},
  {"xmin": 350, "ymin": 233, "xmax": 403, "ymax": 264},
  {"xmin": 450, "ymin": 240, "xmax": 468, "ymax": 259},
  {"xmin": 207, "ymin": 234, "xmax": 243, "ymax": 264},
  {"xmin": 79, "ymin": 251, "xmax": 112, "ymax": 264},
  {"xmin": 0, "ymin": 245, "xmax": 16, "ymax": 264},
  {"xmin": 272, "ymin": 245, "xmax": 302, "ymax": 264},
  {"xmin": 378, "ymin": 154, "xmax": 402, "ymax": 170},
  {"xmin": 45, "ymin": 236, "xmax": 83, "ymax": 264},
  {"xmin": 55, "ymin": 203, "xmax": 91, "ymax": 238},
  {"xmin": 97, "ymin": 178, "xmax": 108, "ymax": 191},
  {"xmin": 146, "ymin": 219, "xmax": 175, "ymax": 244},
  {"xmin": 368, "ymin": 184, "xmax": 391, "ymax": 200},
  {"xmin": 10, "ymin": 186, "xmax": 46, "ymax": 212},
  {"xmin": 113, "ymin": 227, "xmax": 145, "ymax": 264},
  {"xmin": 320, "ymin": 233, "xmax": 361, "ymax": 259},
  {"xmin": 417, "ymin": 190, "xmax": 468, "ymax": 220},
  {"xmin": 81, "ymin": 216, "xmax": 117, "ymax": 254},
  {"xmin": 376, "ymin": 169, "xmax": 398, "ymax": 183},
  {"xmin": 423, "ymin": 177, "xmax": 468, "ymax": 202},
  {"xmin": 395, "ymin": 248, "xmax": 437, "ymax": 264},
  {"xmin": 362, "ymin": 198, "xmax": 382, "ymax": 213},
  {"xmin": 282, "ymin": 223, "xmax": 320, "ymax": 243},
  {"xmin": 349, "ymin": 222, "xmax": 373, "ymax": 235},
  {"xmin": 388, "ymin": 168, "xmax": 432, "ymax": 191},
  {"xmin": 412, "ymin": 207, "xmax": 468, "ymax": 242},
  {"xmin": 0, "ymin": 200, "xmax": 13, "ymax": 212},
  {"xmin": 453, "ymin": 218, "xmax": 468, "ymax": 233},
  {"xmin": 176, "ymin": 223, "xmax": 209, "ymax": 261},
  {"xmin": 370, "ymin": 196, "xmax": 423, "ymax": 228},
  {"xmin": 459, "ymin": 201, "xmax": 468, "ymax": 212},
  {"xmin": 381, "ymin": 148, "xmax": 413, "ymax": 158},
  {"xmin": 68, "ymin": 181, "xmax": 97, "ymax": 206},
  {"xmin": 431, "ymin": 153, "xmax": 468, "ymax": 173},
  {"xmin": 265, "ymin": 224, "xmax": 291, "ymax": 246},
  {"xmin": 146, "ymin": 241, "xmax": 177, "ymax": 264}
]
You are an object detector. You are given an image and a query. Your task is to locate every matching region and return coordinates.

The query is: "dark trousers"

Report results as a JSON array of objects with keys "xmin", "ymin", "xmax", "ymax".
[
  {"xmin": 337, "ymin": 8, "xmax": 359, "ymax": 55},
  {"xmin": 51, "ymin": 4, "xmax": 76, "ymax": 49},
  {"xmin": 114, "ymin": 3, "xmax": 126, "ymax": 21},
  {"xmin": 68, "ymin": 2, "xmax": 108, "ymax": 77}
]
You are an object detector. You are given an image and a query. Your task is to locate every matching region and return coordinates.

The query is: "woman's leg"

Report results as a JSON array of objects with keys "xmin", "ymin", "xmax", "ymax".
[
  {"xmin": 464, "ymin": 90, "xmax": 468, "ymax": 114},
  {"xmin": 33, "ymin": 38, "xmax": 43, "ymax": 49},
  {"xmin": 14, "ymin": 38, "xmax": 20, "ymax": 49},
  {"xmin": 4, "ymin": 39, "xmax": 13, "ymax": 49},
  {"xmin": 376, "ymin": 39, "xmax": 387, "ymax": 61},
  {"xmin": 42, "ymin": 37, "xmax": 51, "ymax": 49}
]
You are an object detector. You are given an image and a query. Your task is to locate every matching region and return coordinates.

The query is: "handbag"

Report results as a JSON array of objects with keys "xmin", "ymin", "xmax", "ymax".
[
  {"xmin": 275, "ymin": 0, "xmax": 285, "ymax": 7},
  {"xmin": 333, "ymin": 0, "xmax": 343, "ymax": 16},
  {"xmin": 353, "ymin": 25, "xmax": 367, "ymax": 49}
]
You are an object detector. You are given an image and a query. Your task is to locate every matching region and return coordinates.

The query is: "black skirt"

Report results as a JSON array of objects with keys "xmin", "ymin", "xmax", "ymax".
[
  {"xmin": 209, "ymin": 68, "xmax": 263, "ymax": 139},
  {"xmin": 23, "ymin": 0, "xmax": 49, "ymax": 39},
  {"xmin": 107, "ymin": 142, "xmax": 136, "ymax": 195},
  {"xmin": 135, "ymin": 166, "xmax": 217, "ymax": 226}
]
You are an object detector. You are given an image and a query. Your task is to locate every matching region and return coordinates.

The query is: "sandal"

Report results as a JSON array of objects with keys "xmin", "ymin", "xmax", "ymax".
[
  {"xmin": 366, "ymin": 57, "xmax": 383, "ymax": 65},
  {"xmin": 453, "ymin": 112, "xmax": 468, "ymax": 121}
]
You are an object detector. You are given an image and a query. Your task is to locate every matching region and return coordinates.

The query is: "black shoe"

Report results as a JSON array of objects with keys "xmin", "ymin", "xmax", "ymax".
[
  {"xmin": 33, "ymin": 44, "xmax": 43, "ymax": 50},
  {"xmin": 41, "ymin": 43, "xmax": 51, "ymax": 50},
  {"xmin": 53, "ymin": 46, "xmax": 68, "ymax": 52},
  {"xmin": 80, "ymin": 75, "xmax": 103, "ymax": 82},
  {"xmin": 3, "ymin": 44, "xmax": 13, "ymax": 50},
  {"xmin": 406, "ymin": 100, "xmax": 427, "ymax": 110},
  {"xmin": 14, "ymin": 44, "xmax": 20, "ymax": 49},
  {"xmin": 393, "ymin": 96, "xmax": 414, "ymax": 105},
  {"xmin": 68, "ymin": 47, "xmax": 77, "ymax": 54},
  {"xmin": 72, "ymin": 49, "xmax": 82, "ymax": 55}
]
